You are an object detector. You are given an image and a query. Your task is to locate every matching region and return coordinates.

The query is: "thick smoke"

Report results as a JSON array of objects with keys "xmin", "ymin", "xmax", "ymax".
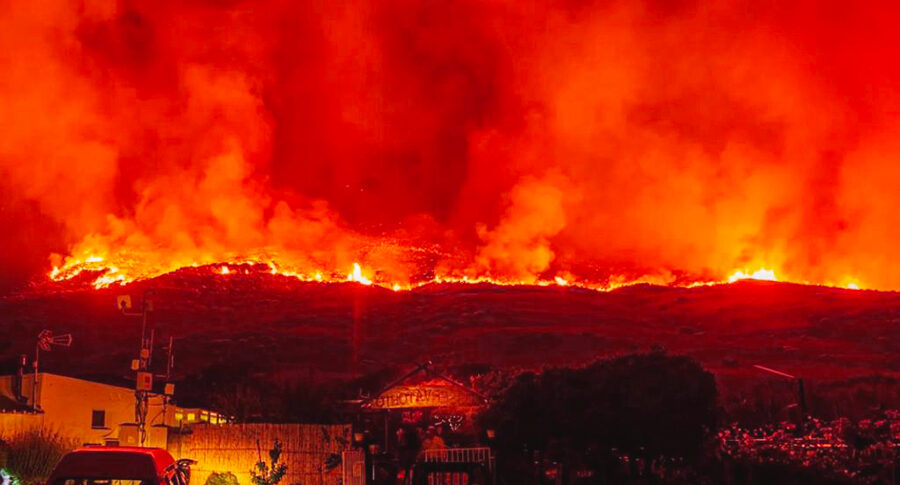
[{"xmin": 1, "ymin": 0, "xmax": 899, "ymax": 290}]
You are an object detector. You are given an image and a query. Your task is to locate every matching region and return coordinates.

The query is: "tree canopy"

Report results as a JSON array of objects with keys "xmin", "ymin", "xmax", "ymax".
[{"xmin": 481, "ymin": 352, "xmax": 718, "ymax": 462}]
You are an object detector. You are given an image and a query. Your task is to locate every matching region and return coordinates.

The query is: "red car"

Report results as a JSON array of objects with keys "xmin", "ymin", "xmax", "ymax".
[{"xmin": 46, "ymin": 447, "xmax": 194, "ymax": 485}]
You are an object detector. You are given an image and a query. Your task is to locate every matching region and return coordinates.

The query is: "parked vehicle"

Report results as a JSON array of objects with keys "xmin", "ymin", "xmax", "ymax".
[{"xmin": 46, "ymin": 447, "xmax": 194, "ymax": 485}]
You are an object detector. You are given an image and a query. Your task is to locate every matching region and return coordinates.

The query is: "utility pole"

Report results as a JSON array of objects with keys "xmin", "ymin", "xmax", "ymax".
[
  {"xmin": 161, "ymin": 336, "xmax": 176, "ymax": 426},
  {"xmin": 118, "ymin": 292, "xmax": 154, "ymax": 446}
]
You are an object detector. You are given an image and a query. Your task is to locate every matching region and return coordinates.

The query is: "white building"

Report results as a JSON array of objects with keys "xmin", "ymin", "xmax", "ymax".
[{"xmin": 0, "ymin": 372, "xmax": 223, "ymax": 448}]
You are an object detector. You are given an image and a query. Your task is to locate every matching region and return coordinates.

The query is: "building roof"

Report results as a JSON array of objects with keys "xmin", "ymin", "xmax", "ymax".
[{"xmin": 361, "ymin": 361, "xmax": 487, "ymax": 409}]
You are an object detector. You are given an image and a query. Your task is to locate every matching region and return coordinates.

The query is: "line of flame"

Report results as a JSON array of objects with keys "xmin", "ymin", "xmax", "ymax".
[{"xmin": 45, "ymin": 255, "xmax": 870, "ymax": 293}]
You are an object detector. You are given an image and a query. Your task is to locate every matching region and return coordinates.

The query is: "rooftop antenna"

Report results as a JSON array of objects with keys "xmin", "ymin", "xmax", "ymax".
[
  {"xmin": 118, "ymin": 291, "xmax": 155, "ymax": 445},
  {"xmin": 32, "ymin": 329, "xmax": 72, "ymax": 411},
  {"xmin": 159, "ymin": 336, "xmax": 176, "ymax": 426}
]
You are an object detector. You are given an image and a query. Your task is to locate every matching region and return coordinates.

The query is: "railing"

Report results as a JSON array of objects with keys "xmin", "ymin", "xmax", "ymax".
[
  {"xmin": 423, "ymin": 447, "xmax": 494, "ymax": 468},
  {"xmin": 419, "ymin": 448, "xmax": 496, "ymax": 485}
]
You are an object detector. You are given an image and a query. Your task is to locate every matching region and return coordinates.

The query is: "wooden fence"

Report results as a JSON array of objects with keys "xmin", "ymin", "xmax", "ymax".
[{"xmin": 168, "ymin": 424, "xmax": 352, "ymax": 485}]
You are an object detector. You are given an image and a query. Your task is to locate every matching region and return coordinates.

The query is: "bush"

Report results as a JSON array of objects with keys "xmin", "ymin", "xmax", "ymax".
[
  {"xmin": 4, "ymin": 428, "xmax": 76, "ymax": 485},
  {"xmin": 250, "ymin": 439, "xmax": 289, "ymax": 485},
  {"xmin": 205, "ymin": 471, "xmax": 240, "ymax": 485}
]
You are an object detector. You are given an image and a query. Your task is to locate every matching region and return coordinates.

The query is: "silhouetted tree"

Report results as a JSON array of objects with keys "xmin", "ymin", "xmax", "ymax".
[{"xmin": 481, "ymin": 353, "xmax": 718, "ymax": 482}]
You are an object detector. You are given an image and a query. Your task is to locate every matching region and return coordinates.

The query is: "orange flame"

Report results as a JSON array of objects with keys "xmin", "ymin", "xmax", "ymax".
[
  {"xmin": 347, "ymin": 263, "xmax": 372, "ymax": 286},
  {"xmin": 46, "ymin": 254, "xmax": 873, "ymax": 295},
  {"xmin": 10, "ymin": 1, "xmax": 897, "ymax": 294},
  {"xmin": 727, "ymin": 269, "xmax": 778, "ymax": 283}
]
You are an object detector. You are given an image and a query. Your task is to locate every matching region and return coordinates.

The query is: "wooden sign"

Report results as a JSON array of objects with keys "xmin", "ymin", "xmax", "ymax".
[{"xmin": 366, "ymin": 383, "xmax": 483, "ymax": 409}]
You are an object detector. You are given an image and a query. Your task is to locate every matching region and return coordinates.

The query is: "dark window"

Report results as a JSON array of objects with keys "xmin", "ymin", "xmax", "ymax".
[{"xmin": 91, "ymin": 410, "xmax": 106, "ymax": 428}]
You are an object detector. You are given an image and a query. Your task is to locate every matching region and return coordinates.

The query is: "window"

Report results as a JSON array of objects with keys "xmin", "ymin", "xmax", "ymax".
[{"xmin": 91, "ymin": 410, "xmax": 106, "ymax": 429}]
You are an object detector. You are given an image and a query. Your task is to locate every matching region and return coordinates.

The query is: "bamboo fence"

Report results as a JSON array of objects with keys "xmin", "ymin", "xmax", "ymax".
[{"xmin": 169, "ymin": 423, "xmax": 351, "ymax": 485}]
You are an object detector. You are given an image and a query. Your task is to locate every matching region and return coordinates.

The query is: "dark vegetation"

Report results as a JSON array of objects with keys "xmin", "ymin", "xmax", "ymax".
[
  {"xmin": 204, "ymin": 471, "xmax": 240, "ymax": 485},
  {"xmin": 480, "ymin": 353, "xmax": 718, "ymax": 483},
  {"xmin": 483, "ymin": 353, "xmax": 718, "ymax": 457},
  {"xmin": 0, "ymin": 429, "xmax": 76, "ymax": 485}
]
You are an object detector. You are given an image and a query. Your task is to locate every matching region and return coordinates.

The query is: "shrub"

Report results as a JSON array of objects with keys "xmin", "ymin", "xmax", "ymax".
[
  {"xmin": 205, "ymin": 471, "xmax": 240, "ymax": 485},
  {"xmin": 250, "ymin": 439, "xmax": 290, "ymax": 485},
  {"xmin": 4, "ymin": 428, "xmax": 76, "ymax": 485}
]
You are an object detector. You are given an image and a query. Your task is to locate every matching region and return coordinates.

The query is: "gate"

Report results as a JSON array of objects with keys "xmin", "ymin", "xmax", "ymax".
[{"xmin": 342, "ymin": 449, "xmax": 366, "ymax": 485}]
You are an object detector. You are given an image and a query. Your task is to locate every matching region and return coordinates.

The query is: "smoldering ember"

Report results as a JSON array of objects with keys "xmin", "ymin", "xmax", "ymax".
[{"xmin": 1, "ymin": 2, "xmax": 900, "ymax": 485}]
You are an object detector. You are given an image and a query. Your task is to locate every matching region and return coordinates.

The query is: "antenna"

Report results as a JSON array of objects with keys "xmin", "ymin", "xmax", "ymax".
[
  {"xmin": 50, "ymin": 334, "xmax": 73, "ymax": 347},
  {"xmin": 33, "ymin": 330, "xmax": 73, "ymax": 411},
  {"xmin": 117, "ymin": 291, "xmax": 155, "ymax": 445},
  {"xmin": 160, "ymin": 336, "xmax": 176, "ymax": 426}
]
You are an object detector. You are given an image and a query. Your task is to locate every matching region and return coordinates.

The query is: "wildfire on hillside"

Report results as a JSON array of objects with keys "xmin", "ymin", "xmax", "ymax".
[
  {"xmin": 1, "ymin": 1, "xmax": 897, "ymax": 293},
  {"xmin": 46, "ymin": 252, "xmax": 866, "ymax": 294}
]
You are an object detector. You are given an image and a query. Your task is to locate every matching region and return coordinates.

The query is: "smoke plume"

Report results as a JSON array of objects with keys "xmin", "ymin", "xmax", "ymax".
[{"xmin": 1, "ymin": 0, "xmax": 899, "ymax": 290}]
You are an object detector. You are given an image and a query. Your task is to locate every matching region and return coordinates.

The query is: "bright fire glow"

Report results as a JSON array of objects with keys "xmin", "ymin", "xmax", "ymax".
[
  {"xmin": 347, "ymin": 263, "xmax": 372, "ymax": 286},
  {"xmin": 728, "ymin": 269, "xmax": 778, "ymax": 283},
  {"xmin": 45, "ymin": 255, "xmax": 880, "ymax": 295}
]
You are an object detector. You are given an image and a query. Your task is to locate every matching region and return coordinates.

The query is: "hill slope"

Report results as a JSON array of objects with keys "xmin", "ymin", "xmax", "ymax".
[{"xmin": 3, "ymin": 267, "xmax": 898, "ymax": 388}]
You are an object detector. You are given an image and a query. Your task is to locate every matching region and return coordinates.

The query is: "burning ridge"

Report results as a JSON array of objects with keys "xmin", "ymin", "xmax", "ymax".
[{"xmin": 44, "ymin": 257, "xmax": 870, "ymax": 294}]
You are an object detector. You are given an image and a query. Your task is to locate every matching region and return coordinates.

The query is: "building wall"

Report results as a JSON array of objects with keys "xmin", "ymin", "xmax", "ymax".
[
  {"xmin": 0, "ymin": 376, "xmax": 20, "ymax": 405},
  {"xmin": 0, "ymin": 412, "xmax": 43, "ymax": 438},
  {"xmin": 168, "ymin": 424, "xmax": 351, "ymax": 485},
  {"xmin": 0, "ymin": 374, "xmax": 169, "ymax": 448},
  {"xmin": 173, "ymin": 407, "xmax": 228, "ymax": 426}
]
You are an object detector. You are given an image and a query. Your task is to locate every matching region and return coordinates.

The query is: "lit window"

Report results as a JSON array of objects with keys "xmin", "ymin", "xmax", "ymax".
[
  {"xmin": 187, "ymin": 413, "xmax": 195, "ymax": 422},
  {"xmin": 175, "ymin": 412, "xmax": 183, "ymax": 422}
]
